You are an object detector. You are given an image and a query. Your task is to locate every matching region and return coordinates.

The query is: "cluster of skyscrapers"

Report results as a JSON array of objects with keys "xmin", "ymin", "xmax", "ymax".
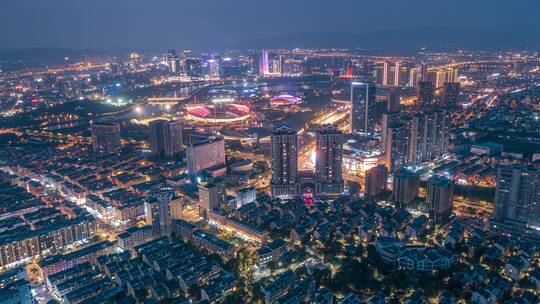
[{"xmin": 270, "ymin": 125, "xmax": 343, "ymax": 198}]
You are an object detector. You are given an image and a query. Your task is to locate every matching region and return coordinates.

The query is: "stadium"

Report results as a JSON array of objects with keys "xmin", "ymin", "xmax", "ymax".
[
  {"xmin": 269, "ymin": 95, "xmax": 302, "ymax": 106},
  {"xmin": 183, "ymin": 96, "xmax": 251, "ymax": 124}
]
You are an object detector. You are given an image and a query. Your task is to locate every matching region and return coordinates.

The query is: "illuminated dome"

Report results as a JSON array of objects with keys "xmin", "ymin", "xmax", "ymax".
[{"xmin": 270, "ymin": 95, "xmax": 302, "ymax": 106}]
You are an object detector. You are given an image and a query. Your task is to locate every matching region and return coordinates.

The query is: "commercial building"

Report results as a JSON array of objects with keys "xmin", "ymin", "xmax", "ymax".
[
  {"xmin": 149, "ymin": 119, "xmax": 183, "ymax": 159},
  {"xmin": 350, "ymin": 82, "xmax": 376, "ymax": 135},
  {"xmin": 91, "ymin": 122, "xmax": 121, "ymax": 153},
  {"xmin": 426, "ymin": 176, "xmax": 454, "ymax": 224},
  {"xmin": 186, "ymin": 137, "xmax": 225, "ymax": 175},
  {"xmin": 270, "ymin": 125, "xmax": 298, "ymax": 198}
]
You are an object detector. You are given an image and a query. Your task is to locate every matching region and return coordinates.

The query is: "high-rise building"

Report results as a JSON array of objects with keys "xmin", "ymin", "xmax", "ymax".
[
  {"xmin": 259, "ymin": 50, "xmax": 270, "ymax": 75},
  {"xmin": 351, "ymin": 82, "xmax": 376, "ymax": 135},
  {"xmin": 149, "ymin": 119, "xmax": 183, "ymax": 159},
  {"xmin": 381, "ymin": 111, "xmax": 402, "ymax": 153},
  {"xmin": 417, "ymin": 62, "xmax": 428, "ymax": 84},
  {"xmin": 364, "ymin": 164, "xmax": 388, "ymax": 198},
  {"xmin": 186, "ymin": 137, "xmax": 226, "ymax": 175},
  {"xmin": 270, "ymin": 125, "xmax": 298, "ymax": 197},
  {"xmin": 315, "ymin": 125, "xmax": 344, "ymax": 195},
  {"xmin": 492, "ymin": 165, "xmax": 540, "ymax": 234},
  {"xmin": 145, "ymin": 191, "xmax": 173, "ymax": 237},
  {"xmin": 417, "ymin": 81, "xmax": 435, "ymax": 106},
  {"xmin": 392, "ymin": 169, "xmax": 420, "ymax": 210},
  {"xmin": 427, "ymin": 176, "xmax": 454, "ymax": 224},
  {"xmin": 184, "ymin": 57, "xmax": 202, "ymax": 78},
  {"xmin": 387, "ymin": 88, "xmax": 401, "ymax": 112},
  {"xmin": 384, "ymin": 123, "xmax": 408, "ymax": 172},
  {"xmin": 441, "ymin": 82, "xmax": 460, "ymax": 108},
  {"xmin": 167, "ymin": 50, "xmax": 180, "ymax": 74},
  {"xmin": 91, "ymin": 122, "xmax": 121, "ymax": 153},
  {"xmin": 429, "ymin": 68, "xmax": 459, "ymax": 88},
  {"xmin": 198, "ymin": 178, "xmax": 227, "ymax": 218}
]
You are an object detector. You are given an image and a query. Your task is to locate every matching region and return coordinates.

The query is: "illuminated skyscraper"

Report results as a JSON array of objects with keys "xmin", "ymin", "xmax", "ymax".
[
  {"xmin": 167, "ymin": 49, "xmax": 180, "ymax": 74},
  {"xmin": 91, "ymin": 122, "xmax": 121, "ymax": 154},
  {"xmin": 315, "ymin": 125, "xmax": 344, "ymax": 195},
  {"xmin": 149, "ymin": 119, "xmax": 183, "ymax": 159},
  {"xmin": 427, "ymin": 176, "xmax": 454, "ymax": 224},
  {"xmin": 270, "ymin": 125, "xmax": 298, "ymax": 197},
  {"xmin": 350, "ymin": 82, "xmax": 376, "ymax": 135},
  {"xmin": 259, "ymin": 49, "xmax": 270, "ymax": 75}
]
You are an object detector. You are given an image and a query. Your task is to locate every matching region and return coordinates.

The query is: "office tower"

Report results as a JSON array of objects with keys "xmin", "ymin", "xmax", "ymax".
[
  {"xmin": 186, "ymin": 137, "xmax": 226, "ymax": 175},
  {"xmin": 236, "ymin": 186, "xmax": 257, "ymax": 209},
  {"xmin": 427, "ymin": 176, "xmax": 454, "ymax": 224},
  {"xmin": 145, "ymin": 192, "xmax": 173, "ymax": 237},
  {"xmin": 91, "ymin": 122, "xmax": 121, "ymax": 153},
  {"xmin": 315, "ymin": 125, "xmax": 344, "ymax": 195},
  {"xmin": 167, "ymin": 50, "xmax": 180, "ymax": 74},
  {"xmin": 259, "ymin": 50, "xmax": 270, "ymax": 75},
  {"xmin": 385, "ymin": 123, "xmax": 408, "ymax": 172},
  {"xmin": 149, "ymin": 119, "xmax": 183, "ymax": 159},
  {"xmin": 364, "ymin": 164, "xmax": 388, "ymax": 198},
  {"xmin": 184, "ymin": 57, "xmax": 202, "ymax": 78},
  {"xmin": 198, "ymin": 178, "xmax": 226, "ymax": 218},
  {"xmin": 350, "ymin": 82, "xmax": 376, "ymax": 135},
  {"xmin": 493, "ymin": 165, "xmax": 540, "ymax": 232},
  {"xmin": 392, "ymin": 169, "xmax": 420, "ymax": 210},
  {"xmin": 387, "ymin": 88, "xmax": 401, "ymax": 112},
  {"xmin": 441, "ymin": 82, "xmax": 460, "ymax": 108},
  {"xmin": 417, "ymin": 81, "xmax": 435, "ymax": 106},
  {"xmin": 270, "ymin": 125, "xmax": 298, "ymax": 197}
]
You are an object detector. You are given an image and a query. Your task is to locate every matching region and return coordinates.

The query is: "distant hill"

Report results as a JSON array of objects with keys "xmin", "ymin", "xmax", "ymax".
[{"xmin": 239, "ymin": 27, "xmax": 540, "ymax": 50}]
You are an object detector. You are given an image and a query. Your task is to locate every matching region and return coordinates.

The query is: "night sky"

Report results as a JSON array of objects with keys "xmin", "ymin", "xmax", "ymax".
[{"xmin": 1, "ymin": 0, "xmax": 539, "ymax": 50}]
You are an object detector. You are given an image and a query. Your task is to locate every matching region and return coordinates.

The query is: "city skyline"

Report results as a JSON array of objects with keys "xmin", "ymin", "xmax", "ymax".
[{"xmin": 1, "ymin": 3, "xmax": 540, "ymax": 304}]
